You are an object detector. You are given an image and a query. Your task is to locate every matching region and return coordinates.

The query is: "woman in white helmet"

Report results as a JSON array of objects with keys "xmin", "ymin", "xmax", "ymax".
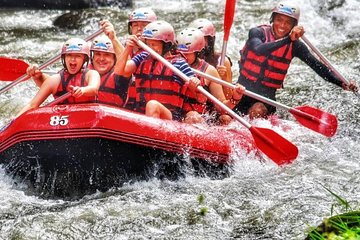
[
  {"xmin": 117, "ymin": 20, "xmax": 203, "ymax": 121},
  {"xmin": 176, "ymin": 27, "xmax": 245, "ymax": 125},
  {"xmin": 18, "ymin": 38, "xmax": 100, "ymax": 116},
  {"xmin": 189, "ymin": 18, "xmax": 234, "ymax": 100},
  {"xmin": 235, "ymin": 1, "xmax": 358, "ymax": 119}
]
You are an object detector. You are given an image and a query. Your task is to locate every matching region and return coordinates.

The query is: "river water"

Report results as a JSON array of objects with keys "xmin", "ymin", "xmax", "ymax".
[{"xmin": 0, "ymin": 0, "xmax": 359, "ymax": 239}]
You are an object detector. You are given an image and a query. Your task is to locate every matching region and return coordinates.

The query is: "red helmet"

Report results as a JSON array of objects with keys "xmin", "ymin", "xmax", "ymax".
[
  {"xmin": 90, "ymin": 36, "xmax": 115, "ymax": 54},
  {"xmin": 142, "ymin": 20, "xmax": 175, "ymax": 44},
  {"xmin": 176, "ymin": 27, "xmax": 205, "ymax": 53},
  {"xmin": 188, "ymin": 18, "xmax": 216, "ymax": 37},
  {"xmin": 128, "ymin": 8, "xmax": 157, "ymax": 23},
  {"xmin": 271, "ymin": 1, "xmax": 300, "ymax": 24},
  {"xmin": 61, "ymin": 38, "xmax": 90, "ymax": 58}
]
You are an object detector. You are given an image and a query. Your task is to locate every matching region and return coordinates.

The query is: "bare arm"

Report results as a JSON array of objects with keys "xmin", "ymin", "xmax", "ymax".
[
  {"xmin": 17, "ymin": 74, "xmax": 61, "ymax": 116},
  {"xmin": 207, "ymin": 65, "xmax": 226, "ymax": 102},
  {"xmin": 206, "ymin": 64, "xmax": 242, "ymax": 113},
  {"xmin": 26, "ymin": 64, "xmax": 51, "ymax": 88},
  {"xmin": 71, "ymin": 69, "xmax": 100, "ymax": 98},
  {"xmin": 100, "ymin": 20, "xmax": 125, "ymax": 64},
  {"xmin": 216, "ymin": 56, "xmax": 233, "ymax": 99},
  {"xmin": 115, "ymin": 35, "xmax": 138, "ymax": 77}
]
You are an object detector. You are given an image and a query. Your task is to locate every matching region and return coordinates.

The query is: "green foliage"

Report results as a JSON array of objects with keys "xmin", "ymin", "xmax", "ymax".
[
  {"xmin": 321, "ymin": 184, "xmax": 351, "ymax": 214},
  {"xmin": 306, "ymin": 186, "xmax": 360, "ymax": 240},
  {"xmin": 197, "ymin": 194, "xmax": 205, "ymax": 205},
  {"xmin": 186, "ymin": 194, "xmax": 209, "ymax": 225}
]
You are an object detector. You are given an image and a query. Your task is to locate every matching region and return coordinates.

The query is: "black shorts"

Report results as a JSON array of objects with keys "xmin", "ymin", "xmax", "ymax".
[
  {"xmin": 233, "ymin": 76, "xmax": 277, "ymax": 116},
  {"xmin": 234, "ymin": 95, "xmax": 276, "ymax": 115}
]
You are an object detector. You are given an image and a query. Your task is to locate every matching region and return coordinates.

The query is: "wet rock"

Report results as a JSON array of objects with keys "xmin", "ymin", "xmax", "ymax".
[{"xmin": 53, "ymin": 10, "xmax": 106, "ymax": 29}]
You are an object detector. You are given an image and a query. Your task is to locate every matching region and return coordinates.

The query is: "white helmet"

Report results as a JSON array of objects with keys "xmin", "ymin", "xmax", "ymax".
[
  {"xmin": 128, "ymin": 8, "xmax": 157, "ymax": 23},
  {"xmin": 91, "ymin": 36, "xmax": 115, "ymax": 54},
  {"xmin": 271, "ymin": 1, "xmax": 300, "ymax": 24},
  {"xmin": 188, "ymin": 18, "xmax": 216, "ymax": 37},
  {"xmin": 176, "ymin": 27, "xmax": 205, "ymax": 53},
  {"xmin": 61, "ymin": 38, "xmax": 90, "ymax": 58},
  {"xmin": 142, "ymin": 20, "xmax": 175, "ymax": 44},
  {"xmin": 61, "ymin": 38, "xmax": 90, "ymax": 69}
]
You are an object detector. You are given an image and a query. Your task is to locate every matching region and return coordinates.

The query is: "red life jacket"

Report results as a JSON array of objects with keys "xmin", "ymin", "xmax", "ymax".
[
  {"xmin": 54, "ymin": 68, "xmax": 96, "ymax": 104},
  {"xmin": 182, "ymin": 59, "xmax": 209, "ymax": 114},
  {"xmin": 239, "ymin": 25, "xmax": 293, "ymax": 89},
  {"xmin": 133, "ymin": 54, "xmax": 188, "ymax": 118},
  {"xmin": 97, "ymin": 70, "xmax": 125, "ymax": 107}
]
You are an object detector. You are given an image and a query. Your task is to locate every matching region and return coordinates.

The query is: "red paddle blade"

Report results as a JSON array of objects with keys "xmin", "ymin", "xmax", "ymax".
[
  {"xmin": 290, "ymin": 106, "xmax": 338, "ymax": 137},
  {"xmin": 0, "ymin": 57, "xmax": 29, "ymax": 81},
  {"xmin": 249, "ymin": 126, "xmax": 298, "ymax": 165},
  {"xmin": 223, "ymin": 0, "xmax": 236, "ymax": 41}
]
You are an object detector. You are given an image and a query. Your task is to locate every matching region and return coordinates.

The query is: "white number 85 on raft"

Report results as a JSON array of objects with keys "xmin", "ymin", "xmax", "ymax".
[{"xmin": 50, "ymin": 115, "xmax": 69, "ymax": 126}]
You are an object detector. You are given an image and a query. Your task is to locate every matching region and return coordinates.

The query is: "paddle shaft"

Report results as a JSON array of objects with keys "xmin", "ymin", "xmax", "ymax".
[
  {"xmin": 192, "ymin": 68, "xmax": 333, "ymax": 126},
  {"xmin": 301, "ymin": 35, "xmax": 348, "ymax": 85},
  {"xmin": 219, "ymin": 42, "xmax": 229, "ymax": 66},
  {"xmin": 192, "ymin": 68, "xmax": 291, "ymax": 111},
  {"xmin": 301, "ymin": 35, "xmax": 359, "ymax": 98},
  {"xmin": 0, "ymin": 29, "xmax": 103, "ymax": 95},
  {"xmin": 137, "ymin": 40, "xmax": 251, "ymax": 129},
  {"xmin": 41, "ymin": 70, "xmax": 59, "ymax": 75},
  {"xmin": 220, "ymin": 0, "xmax": 236, "ymax": 65},
  {"xmin": 45, "ymin": 92, "xmax": 71, "ymax": 107}
]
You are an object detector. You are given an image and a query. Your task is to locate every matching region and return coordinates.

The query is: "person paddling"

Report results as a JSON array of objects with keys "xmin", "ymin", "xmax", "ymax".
[
  {"xmin": 117, "ymin": 20, "xmax": 203, "ymax": 121},
  {"xmin": 124, "ymin": 7, "xmax": 157, "ymax": 110},
  {"xmin": 176, "ymin": 27, "xmax": 245, "ymax": 125},
  {"xmin": 189, "ymin": 18, "xmax": 234, "ymax": 100},
  {"xmin": 18, "ymin": 38, "xmax": 100, "ymax": 116},
  {"xmin": 234, "ymin": 1, "xmax": 358, "ymax": 119},
  {"xmin": 127, "ymin": 7, "xmax": 157, "ymax": 56},
  {"xmin": 26, "ymin": 20, "xmax": 129, "ymax": 108},
  {"xmin": 89, "ymin": 20, "xmax": 130, "ymax": 107}
]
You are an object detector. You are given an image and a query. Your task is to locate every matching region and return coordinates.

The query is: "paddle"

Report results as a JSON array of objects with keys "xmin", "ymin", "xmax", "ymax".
[
  {"xmin": 45, "ymin": 92, "xmax": 71, "ymax": 107},
  {"xmin": 220, "ymin": 0, "xmax": 236, "ymax": 65},
  {"xmin": 0, "ymin": 57, "xmax": 59, "ymax": 81},
  {"xmin": 0, "ymin": 29, "xmax": 103, "ymax": 95},
  {"xmin": 192, "ymin": 68, "xmax": 338, "ymax": 137},
  {"xmin": 301, "ymin": 35, "xmax": 360, "ymax": 99},
  {"xmin": 136, "ymin": 39, "xmax": 298, "ymax": 165},
  {"xmin": 0, "ymin": 56, "xmax": 29, "ymax": 81}
]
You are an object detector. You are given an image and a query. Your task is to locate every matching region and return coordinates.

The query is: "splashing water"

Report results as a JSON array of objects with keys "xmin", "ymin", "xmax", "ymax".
[{"xmin": 0, "ymin": 0, "xmax": 359, "ymax": 239}]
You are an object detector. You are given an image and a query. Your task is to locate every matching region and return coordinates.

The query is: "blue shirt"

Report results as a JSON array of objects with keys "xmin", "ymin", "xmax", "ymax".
[{"xmin": 132, "ymin": 51, "xmax": 194, "ymax": 82}]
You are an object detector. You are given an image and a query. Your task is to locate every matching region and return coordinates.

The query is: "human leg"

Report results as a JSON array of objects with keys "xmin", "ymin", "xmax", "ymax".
[{"xmin": 145, "ymin": 100, "xmax": 172, "ymax": 120}]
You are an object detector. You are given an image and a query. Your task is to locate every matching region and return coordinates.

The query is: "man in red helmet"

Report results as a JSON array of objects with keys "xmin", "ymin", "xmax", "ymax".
[{"xmin": 234, "ymin": 1, "xmax": 358, "ymax": 119}]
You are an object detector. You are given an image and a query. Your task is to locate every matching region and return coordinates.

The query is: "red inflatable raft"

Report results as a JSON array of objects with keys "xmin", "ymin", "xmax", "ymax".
[{"xmin": 0, "ymin": 103, "xmax": 255, "ymax": 199}]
